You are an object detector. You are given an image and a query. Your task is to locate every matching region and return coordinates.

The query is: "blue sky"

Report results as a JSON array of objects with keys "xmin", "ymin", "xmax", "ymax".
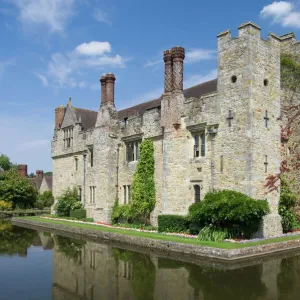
[{"xmin": 0, "ymin": 0, "xmax": 300, "ymax": 173}]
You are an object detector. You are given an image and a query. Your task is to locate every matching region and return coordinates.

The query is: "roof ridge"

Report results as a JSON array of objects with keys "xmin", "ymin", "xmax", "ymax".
[
  {"xmin": 74, "ymin": 107, "xmax": 97, "ymax": 113},
  {"xmin": 183, "ymin": 78, "xmax": 217, "ymax": 92}
]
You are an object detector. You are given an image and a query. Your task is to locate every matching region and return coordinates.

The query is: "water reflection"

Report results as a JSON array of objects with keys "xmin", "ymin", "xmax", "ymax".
[{"xmin": 2, "ymin": 221, "xmax": 300, "ymax": 300}]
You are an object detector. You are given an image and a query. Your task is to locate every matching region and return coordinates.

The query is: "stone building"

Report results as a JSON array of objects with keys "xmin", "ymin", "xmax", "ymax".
[{"xmin": 52, "ymin": 21, "xmax": 300, "ymax": 237}]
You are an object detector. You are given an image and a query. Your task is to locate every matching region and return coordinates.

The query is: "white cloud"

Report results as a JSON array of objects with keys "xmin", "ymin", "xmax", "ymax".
[
  {"xmin": 184, "ymin": 69, "xmax": 217, "ymax": 88},
  {"xmin": 76, "ymin": 41, "xmax": 111, "ymax": 56},
  {"xmin": 260, "ymin": 1, "xmax": 300, "ymax": 28},
  {"xmin": 9, "ymin": 0, "xmax": 75, "ymax": 33},
  {"xmin": 144, "ymin": 60, "xmax": 161, "ymax": 68},
  {"xmin": 93, "ymin": 9, "xmax": 112, "ymax": 25},
  {"xmin": 185, "ymin": 49, "xmax": 216, "ymax": 63},
  {"xmin": 35, "ymin": 72, "xmax": 49, "ymax": 86},
  {"xmin": 37, "ymin": 42, "xmax": 128, "ymax": 88}
]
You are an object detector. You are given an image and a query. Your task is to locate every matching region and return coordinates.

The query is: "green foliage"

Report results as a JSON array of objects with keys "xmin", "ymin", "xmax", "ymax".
[
  {"xmin": 54, "ymin": 235, "xmax": 85, "ymax": 263},
  {"xmin": 44, "ymin": 172, "xmax": 53, "ymax": 176},
  {"xmin": 279, "ymin": 176, "xmax": 297, "ymax": 232},
  {"xmin": 54, "ymin": 187, "xmax": 82, "ymax": 217},
  {"xmin": 70, "ymin": 209, "xmax": 86, "ymax": 219},
  {"xmin": 0, "ymin": 154, "xmax": 13, "ymax": 171},
  {"xmin": 158, "ymin": 214, "xmax": 190, "ymax": 233},
  {"xmin": 34, "ymin": 199, "xmax": 45, "ymax": 209},
  {"xmin": 0, "ymin": 200, "xmax": 12, "ymax": 211},
  {"xmin": 281, "ymin": 53, "xmax": 300, "ymax": 95},
  {"xmin": 39, "ymin": 191, "xmax": 54, "ymax": 208},
  {"xmin": 111, "ymin": 199, "xmax": 133, "ymax": 224},
  {"xmin": 0, "ymin": 169, "xmax": 38, "ymax": 208},
  {"xmin": 130, "ymin": 140, "xmax": 156, "ymax": 223},
  {"xmin": 188, "ymin": 190, "xmax": 269, "ymax": 238},
  {"xmin": 198, "ymin": 226, "xmax": 233, "ymax": 242}
]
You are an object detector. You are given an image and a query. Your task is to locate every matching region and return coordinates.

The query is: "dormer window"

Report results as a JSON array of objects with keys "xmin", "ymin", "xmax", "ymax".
[{"xmin": 63, "ymin": 126, "xmax": 73, "ymax": 148}]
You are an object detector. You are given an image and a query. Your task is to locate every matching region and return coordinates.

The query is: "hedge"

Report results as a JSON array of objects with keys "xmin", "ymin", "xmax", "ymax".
[
  {"xmin": 70, "ymin": 209, "xmax": 86, "ymax": 219},
  {"xmin": 158, "ymin": 214, "xmax": 190, "ymax": 233}
]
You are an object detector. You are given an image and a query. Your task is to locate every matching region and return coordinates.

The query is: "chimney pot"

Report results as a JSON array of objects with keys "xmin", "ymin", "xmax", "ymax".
[
  {"xmin": 105, "ymin": 73, "xmax": 116, "ymax": 104},
  {"xmin": 18, "ymin": 164, "xmax": 28, "ymax": 177},
  {"xmin": 100, "ymin": 75, "xmax": 107, "ymax": 104}
]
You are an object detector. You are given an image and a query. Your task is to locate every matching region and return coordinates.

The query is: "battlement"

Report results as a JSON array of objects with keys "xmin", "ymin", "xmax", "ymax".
[{"xmin": 217, "ymin": 21, "xmax": 282, "ymax": 45}]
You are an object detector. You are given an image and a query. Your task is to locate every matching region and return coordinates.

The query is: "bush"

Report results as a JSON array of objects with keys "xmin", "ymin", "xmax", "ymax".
[
  {"xmin": 198, "ymin": 226, "xmax": 233, "ymax": 242},
  {"xmin": 188, "ymin": 190, "xmax": 269, "ymax": 239},
  {"xmin": 279, "ymin": 176, "xmax": 297, "ymax": 232},
  {"xmin": 34, "ymin": 199, "xmax": 45, "ymax": 209},
  {"xmin": 39, "ymin": 191, "xmax": 54, "ymax": 208},
  {"xmin": 70, "ymin": 209, "xmax": 86, "ymax": 219},
  {"xmin": 158, "ymin": 214, "xmax": 190, "ymax": 233},
  {"xmin": 54, "ymin": 188, "xmax": 82, "ymax": 217},
  {"xmin": 111, "ymin": 200, "xmax": 132, "ymax": 224},
  {"xmin": 0, "ymin": 200, "xmax": 12, "ymax": 211}
]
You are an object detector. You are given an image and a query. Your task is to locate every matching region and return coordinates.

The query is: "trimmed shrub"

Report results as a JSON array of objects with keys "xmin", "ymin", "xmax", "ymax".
[
  {"xmin": 54, "ymin": 188, "xmax": 82, "ymax": 217},
  {"xmin": 39, "ymin": 191, "xmax": 54, "ymax": 208},
  {"xmin": 70, "ymin": 209, "xmax": 86, "ymax": 219},
  {"xmin": 188, "ymin": 190, "xmax": 269, "ymax": 238},
  {"xmin": 279, "ymin": 176, "xmax": 297, "ymax": 232},
  {"xmin": 0, "ymin": 200, "xmax": 13, "ymax": 211},
  {"xmin": 158, "ymin": 214, "xmax": 190, "ymax": 233}
]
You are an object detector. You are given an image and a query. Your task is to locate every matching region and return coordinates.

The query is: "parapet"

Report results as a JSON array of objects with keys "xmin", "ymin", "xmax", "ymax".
[{"xmin": 217, "ymin": 21, "xmax": 283, "ymax": 46}]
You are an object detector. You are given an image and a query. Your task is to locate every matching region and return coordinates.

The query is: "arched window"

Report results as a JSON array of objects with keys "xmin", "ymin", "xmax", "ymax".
[{"xmin": 194, "ymin": 185, "xmax": 201, "ymax": 203}]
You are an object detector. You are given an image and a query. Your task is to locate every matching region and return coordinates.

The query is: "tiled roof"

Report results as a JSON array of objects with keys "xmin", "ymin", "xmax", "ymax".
[
  {"xmin": 74, "ymin": 108, "xmax": 98, "ymax": 130},
  {"xmin": 28, "ymin": 177, "xmax": 43, "ymax": 190},
  {"xmin": 74, "ymin": 78, "xmax": 218, "ymax": 128},
  {"xmin": 44, "ymin": 176, "xmax": 53, "ymax": 191}
]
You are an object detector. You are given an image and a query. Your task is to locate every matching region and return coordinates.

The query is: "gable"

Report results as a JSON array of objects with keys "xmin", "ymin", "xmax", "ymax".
[{"xmin": 61, "ymin": 105, "xmax": 78, "ymax": 128}]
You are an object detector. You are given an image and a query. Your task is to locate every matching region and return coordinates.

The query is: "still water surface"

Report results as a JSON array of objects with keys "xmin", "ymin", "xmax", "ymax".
[{"xmin": 1, "ymin": 220, "xmax": 300, "ymax": 300}]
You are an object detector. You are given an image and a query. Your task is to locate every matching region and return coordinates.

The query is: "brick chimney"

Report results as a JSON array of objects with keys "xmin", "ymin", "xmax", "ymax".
[
  {"xmin": 100, "ymin": 75, "xmax": 107, "ymax": 104},
  {"xmin": 36, "ymin": 170, "xmax": 44, "ymax": 179},
  {"xmin": 55, "ymin": 105, "xmax": 66, "ymax": 129},
  {"xmin": 171, "ymin": 47, "xmax": 185, "ymax": 92},
  {"xmin": 105, "ymin": 73, "xmax": 116, "ymax": 105},
  {"xmin": 164, "ymin": 49, "xmax": 173, "ymax": 94},
  {"xmin": 18, "ymin": 164, "xmax": 28, "ymax": 177}
]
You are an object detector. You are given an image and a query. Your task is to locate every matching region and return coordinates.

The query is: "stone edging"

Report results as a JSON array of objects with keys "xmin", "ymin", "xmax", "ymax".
[{"xmin": 12, "ymin": 218, "xmax": 300, "ymax": 261}]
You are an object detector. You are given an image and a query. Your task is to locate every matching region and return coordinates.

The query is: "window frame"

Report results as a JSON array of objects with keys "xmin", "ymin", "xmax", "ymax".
[
  {"xmin": 125, "ymin": 140, "xmax": 141, "ymax": 163},
  {"xmin": 193, "ymin": 132, "xmax": 206, "ymax": 158}
]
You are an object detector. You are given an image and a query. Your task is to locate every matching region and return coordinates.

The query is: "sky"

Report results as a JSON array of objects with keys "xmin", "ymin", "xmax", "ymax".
[{"xmin": 1, "ymin": 0, "xmax": 300, "ymax": 173}]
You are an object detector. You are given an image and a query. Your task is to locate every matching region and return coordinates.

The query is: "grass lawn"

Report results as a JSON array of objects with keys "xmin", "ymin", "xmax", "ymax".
[{"xmin": 16, "ymin": 216, "xmax": 300, "ymax": 250}]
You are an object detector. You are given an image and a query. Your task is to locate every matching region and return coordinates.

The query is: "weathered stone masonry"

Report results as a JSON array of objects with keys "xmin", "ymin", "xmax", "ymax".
[{"xmin": 52, "ymin": 22, "xmax": 300, "ymax": 237}]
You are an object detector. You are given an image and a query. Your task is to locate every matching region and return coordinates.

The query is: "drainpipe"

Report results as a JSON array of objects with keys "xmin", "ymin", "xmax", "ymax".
[
  {"xmin": 116, "ymin": 143, "xmax": 121, "ymax": 201},
  {"xmin": 208, "ymin": 127, "xmax": 217, "ymax": 191},
  {"xmin": 83, "ymin": 153, "xmax": 86, "ymax": 206}
]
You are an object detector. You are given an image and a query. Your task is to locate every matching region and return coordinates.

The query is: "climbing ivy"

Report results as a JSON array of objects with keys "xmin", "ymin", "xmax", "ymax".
[{"xmin": 130, "ymin": 140, "xmax": 156, "ymax": 224}]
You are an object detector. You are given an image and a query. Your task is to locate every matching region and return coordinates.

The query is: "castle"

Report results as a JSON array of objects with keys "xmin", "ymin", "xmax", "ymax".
[{"xmin": 52, "ymin": 22, "xmax": 300, "ymax": 237}]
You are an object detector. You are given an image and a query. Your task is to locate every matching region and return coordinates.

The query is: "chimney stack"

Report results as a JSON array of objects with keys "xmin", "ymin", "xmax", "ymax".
[
  {"xmin": 18, "ymin": 164, "xmax": 28, "ymax": 177},
  {"xmin": 105, "ymin": 73, "xmax": 116, "ymax": 104},
  {"xmin": 171, "ymin": 47, "xmax": 185, "ymax": 92},
  {"xmin": 36, "ymin": 170, "xmax": 44, "ymax": 179},
  {"xmin": 100, "ymin": 75, "xmax": 107, "ymax": 104},
  {"xmin": 55, "ymin": 105, "xmax": 66, "ymax": 129},
  {"xmin": 163, "ymin": 50, "xmax": 173, "ymax": 94}
]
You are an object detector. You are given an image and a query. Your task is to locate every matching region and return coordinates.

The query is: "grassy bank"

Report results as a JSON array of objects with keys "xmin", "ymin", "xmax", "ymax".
[{"xmin": 16, "ymin": 216, "xmax": 300, "ymax": 250}]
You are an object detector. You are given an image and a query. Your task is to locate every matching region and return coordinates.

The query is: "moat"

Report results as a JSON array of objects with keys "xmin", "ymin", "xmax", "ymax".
[{"xmin": 1, "ymin": 220, "xmax": 300, "ymax": 300}]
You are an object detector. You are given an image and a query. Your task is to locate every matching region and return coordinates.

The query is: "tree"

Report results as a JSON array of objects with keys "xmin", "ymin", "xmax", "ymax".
[
  {"xmin": 44, "ymin": 172, "xmax": 53, "ymax": 176},
  {"xmin": 130, "ymin": 140, "xmax": 156, "ymax": 223},
  {"xmin": 39, "ymin": 191, "xmax": 54, "ymax": 207},
  {"xmin": 0, "ymin": 169, "xmax": 38, "ymax": 209},
  {"xmin": 28, "ymin": 173, "xmax": 35, "ymax": 178},
  {"xmin": 0, "ymin": 154, "xmax": 13, "ymax": 171}
]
